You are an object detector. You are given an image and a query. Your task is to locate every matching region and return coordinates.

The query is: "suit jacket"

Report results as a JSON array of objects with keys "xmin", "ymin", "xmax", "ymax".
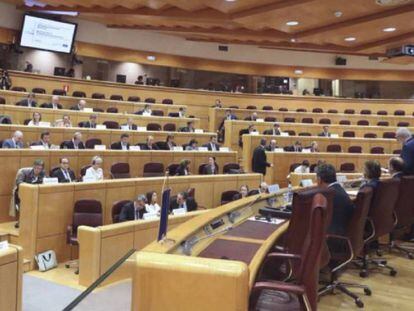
[
  {"xmin": 202, "ymin": 165, "xmax": 217, "ymax": 175},
  {"xmin": 140, "ymin": 144, "xmax": 159, "ymax": 151},
  {"xmin": 2, "ymin": 139, "xmax": 23, "ymax": 149},
  {"xmin": 318, "ymin": 132, "xmax": 331, "ymax": 137},
  {"xmin": 61, "ymin": 140, "xmax": 85, "ymax": 150},
  {"xmin": 401, "ymin": 138, "xmax": 414, "ymax": 175},
  {"xmin": 327, "ymin": 183, "xmax": 355, "ymax": 235},
  {"xmin": 16, "ymin": 168, "xmax": 45, "ymax": 186},
  {"xmin": 263, "ymin": 129, "xmax": 281, "ymax": 136},
  {"xmin": 285, "ymin": 145, "xmax": 303, "ymax": 152},
  {"xmin": 51, "ymin": 168, "xmax": 76, "ymax": 183},
  {"xmin": 266, "ymin": 145, "xmax": 279, "ymax": 152},
  {"xmin": 111, "ymin": 141, "xmax": 130, "ymax": 150},
  {"xmin": 166, "ymin": 142, "xmax": 177, "ymax": 150},
  {"xmin": 252, "ymin": 145, "xmax": 271, "ymax": 175},
  {"xmin": 16, "ymin": 99, "xmax": 37, "ymax": 107},
  {"xmin": 175, "ymin": 166, "xmax": 189, "ymax": 176},
  {"xmin": 70, "ymin": 105, "xmax": 82, "ymax": 111},
  {"xmin": 245, "ymin": 116, "xmax": 257, "ymax": 121},
  {"xmin": 180, "ymin": 127, "xmax": 195, "ymax": 133},
  {"xmin": 82, "ymin": 121, "xmax": 97, "ymax": 128},
  {"xmin": 119, "ymin": 202, "xmax": 145, "ymax": 222},
  {"xmin": 392, "ymin": 172, "xmax": 404, "ymax": 180},
  {"xmin": 170, "ymin": 197, "xmax": 198, "ymax": 212},
  {"xmin": 360, "ymin": 179, "xmax": 379, "ymax": 192},
  {"xmin": 218, "ymin": 115, "xmax": 237, "ymax": 130},
  {"xmin": 31, "ymin": 141, "xmax": 52, "ymax": 149},
  {"xmin": 203, "ymin": 142, "xmax": 220, "ymax": 151},
  {"xmin": 41, "ymin": 103, "xmax": 63, "ymax": 109},
  {"xmin": 121, "ymin": 123, "xmax": 137, "ymax": 130}
]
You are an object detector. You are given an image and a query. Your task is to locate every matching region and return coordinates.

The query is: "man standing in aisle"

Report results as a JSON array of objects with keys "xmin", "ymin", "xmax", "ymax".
[{"xmin": 252, "ymin": 138, "xmax": 273, "ymax": 175}]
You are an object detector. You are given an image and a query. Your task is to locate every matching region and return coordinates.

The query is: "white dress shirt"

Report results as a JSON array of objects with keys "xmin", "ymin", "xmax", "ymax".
[
  {"xmin": 145, "ymin": 203, "xmax": 161, "ymax": 214},
  {"xmin": 83, "ymin": 167, "xmax": 103, "ymax": 182},
  {"xmin": 294, "ymin": 165, "xmax": 310, "ymax": 174},
  {"xmin": 28, "ymin": 120, "xmax": 39, "ymax": 126}
]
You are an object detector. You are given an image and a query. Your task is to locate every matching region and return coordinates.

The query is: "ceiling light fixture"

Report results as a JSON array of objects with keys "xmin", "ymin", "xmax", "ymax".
[
  {"xmin": 294, "ymin": 69, "xmax": 303, "ymax": 75},
  {"xmin": 383, "ymin": 27, "xmax": 396, "ymax": 32},
  {"xmin": 344, "ymin": 37, "xmax": 356, "ymax": 42},
  {"xmin": 286, "ymin": 21, "xmax": 299, "ymax": 26},
  {"xmin": 334, "ymin": 11, "xmax": 343, "ymax": 18},
  {"xmin": 147, "ymin": 55, "xmax": 156, "ymax": 61},
  {"xmin": 290, "ymin": 38, "xmax": 297, "ymax": 43}
]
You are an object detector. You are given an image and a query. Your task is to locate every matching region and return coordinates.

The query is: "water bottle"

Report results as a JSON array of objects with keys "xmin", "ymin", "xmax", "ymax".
[{"xmin": 287, "ymin": 182, "xmax": 293, "ymax": 203}]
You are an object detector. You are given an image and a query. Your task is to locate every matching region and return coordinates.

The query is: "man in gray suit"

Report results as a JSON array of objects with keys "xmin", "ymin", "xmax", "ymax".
[{"xmin": 2, "ymin": 131, "xmax": 24, "ymax": 148}]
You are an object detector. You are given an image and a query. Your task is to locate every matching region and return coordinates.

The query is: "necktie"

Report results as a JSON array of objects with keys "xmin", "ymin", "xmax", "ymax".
[{"xmin": 135, "ymin": 208, "xmax": 140, "ymax": 220}]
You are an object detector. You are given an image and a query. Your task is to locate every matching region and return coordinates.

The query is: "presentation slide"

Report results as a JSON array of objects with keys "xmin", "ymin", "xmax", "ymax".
[{"xmin": 20, "ymin": 15, "xmax": 76, "ymax": 53}]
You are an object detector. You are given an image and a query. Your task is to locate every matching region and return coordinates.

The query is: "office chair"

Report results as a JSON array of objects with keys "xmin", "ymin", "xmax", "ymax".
[
  {"xmin": 220, "ymin": 190, "xmax": 239, "ymax": 205},
  {"xmin": 143, "ymin": 162, "xmax": 164, "ymax": 177},
  {"xmin": 72, "ymin": 91, "xmax": 86, "ymax": 97},
  {"xmin": 110, "ymin": 162, "xmax": 131, "ymax": 179},
  {"xmin": 112, "ymin": 200, "xmax": 132, "ymax": 223}
]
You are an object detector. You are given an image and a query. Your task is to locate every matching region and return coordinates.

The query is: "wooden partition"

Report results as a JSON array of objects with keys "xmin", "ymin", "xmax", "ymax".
[
  {"xmin": 224, "ymin": 120, "xmax": 412, "ymax": 151},
  {"xmin": 0, "ymin": 244, "xmax": 23, "ymax": 311},
  {"xmin": 18, "ymin": 174, "xmax": 262, "ymax": 269},
  {"xmin": 0, "ymin": 124, "xmax": 217, "ymax": 150},
  {"xmin": 9, "ymin": 71, "xmax": 414, "ymax": 130},
  {"xmin": 265, "ymin": 152, "xmax": 391, "ymax": 186},
  {"xmin": 0, "ymin": 90, "xmax": 186, "ymax": 116},
  {"xmin": 0, "ymin": 149, "xmax": 237, "ymax": 223},
  {"xmin": 0, "ymin": 105, "xmax": 200, "ymax": 130},
  {"xmin": 78, "ymin": 211, "xmax": 205, "ymax": 287},
  {"xmin": 242, "ymin": 134, "xmax": 401, "ymax": 172},
  {"xmin": 210, "ymin": 107, "xmax": 414, "ymax": 132}
]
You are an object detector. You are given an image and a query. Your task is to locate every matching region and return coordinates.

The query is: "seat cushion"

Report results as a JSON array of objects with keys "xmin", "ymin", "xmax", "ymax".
[{"xmin": 255, "ymin": 289, "xmax": 301, "ymax": 311}]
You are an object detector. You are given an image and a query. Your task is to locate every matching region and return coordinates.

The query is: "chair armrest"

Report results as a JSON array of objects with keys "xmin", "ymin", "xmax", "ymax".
[
  {"xmin": 66, "ymin": 225, "xmax": 73, "ymax": 244},
  {"xmin": 325, "ymin": 234, "xmax": 354, "ymax": 272},
  {"xmin": 364, "ymin": 217, "xmax": 376, "ymax": 243},
  {"xmin": 266, "ymin": 252, "xmax": 301, "ymax": 261}
]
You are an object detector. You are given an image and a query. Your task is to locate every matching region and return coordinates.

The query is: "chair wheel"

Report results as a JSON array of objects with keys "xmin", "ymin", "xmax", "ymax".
[
  {"xmin": 408, "ymin": 253, "xmax": 414, "ymax": 260},
  {"xmin": 390, "ymin": 270, "xmax": 397, "ymax": 277},
  {"xmin": 65, "ymin": 264, "xmax": 70, "ymax": 268},
  {"xmin": 355, "ymin": 299, "xmax": 364, "ymax": 308},
  {"xmin": 364, "ymin": 288, "xmax": 372, "ymax": 296},
  {"xmin": 359, "ymin": 271, "xmax": 368, "ymax": 278},
  {"xmin": 376, "ymin": 250, "xmax": 382, "ymax": 257}
]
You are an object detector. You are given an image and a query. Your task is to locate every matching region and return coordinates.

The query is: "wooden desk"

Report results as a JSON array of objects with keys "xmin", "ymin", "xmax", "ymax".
[
  {"xmin": 0, "ymin": 105, "xmax": 200, "ymax": 130},
  {"xmin": 242, "ymin": 134, "xmax": 401, "ymax": 173},
  {"xmin": 133, "ymin": 193, "xmax": 290, "ymax": 311},
  {"xmin": 224, "ymin": 120, "xmax": 411, "ymax": 151},
  {"xmin": 209, "ymin": 107, "xmax": 414, "ymax": 132},
  {"xmin": 18, "ymin": 174, "xmax": 262, "ymax": 269},
  {"xmin": 0, "ymin": 244, "xmax": 23, "ymax": 311},
  {"xmin": 0, "ymin": 149, "xmax": 237, "ymax": 223},
  {"xmin": 289, "ymin": 173, "xmax": 363, "ymax": 187}
]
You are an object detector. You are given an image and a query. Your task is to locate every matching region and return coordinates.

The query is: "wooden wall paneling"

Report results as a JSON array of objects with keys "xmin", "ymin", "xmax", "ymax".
[{"xmin": 0, "ymin": 245, "xmax": 23, "ymax": 311}]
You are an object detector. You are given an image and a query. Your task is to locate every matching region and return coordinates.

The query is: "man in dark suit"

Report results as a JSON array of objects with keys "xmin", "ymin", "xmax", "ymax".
[
  {"xmin": 245, "ymin": 112, "xmax": 258, "ymax": 121},
  {"xmin": 70, "ymin": 99, "xmax": 86, "ymax": 111},
  {"xmin": 170, "ymin": 192, "xmax": 198, "ymax": 212},
  {"xmin": 119, "ymin": 195, "xmax": 147, "ymax": 222},
  {"xmin": 285, "ymin": 141, "xmax": 303, "ymax": 152},
  {"xmin": 31, "ymin": 131, "xmax": 52, "ymax": 149},
  {"xmin": 16, "ymin": 93, "xmax": 37, "ymax": 107},
  {"xmin": 389, "ymin": 157, "xmax": 404, "ymax": 179},
  {"xmin": 82, "ymin": 114, "xmax": 98, "ymax": 128},
  {"xmin": 265, "ymin": 139, "xmax": 278, "ymax": 152},
  {"xmin": 318, "ymin": 126, "xmax": 331, "ymax": 137},
  {"xmin": 202, "ymin": 157, "xmax": 218, "ymax": 175},
  {"xmin": 140, "ymin": 135, "xmax": 159, "ymax": 150},
  {"xmin": 180, "ymin": 121, "xmax": 195, "ymax": 132},
  {"xmin": 61, "ymin": 132, "xmax": 85, "ymax": 149},
  {"xmin": 316, "ymin": 163, "xmax": 354, "ymax": 236},
  {"xmin": 111, "ymin": 133, "xmax": 130, "ymax": 150},
  {"xmin": 218, "ymin": 109, "xmax": 237, "ymax": 135},
  {"xmin": 263, "ymin": 123, "xmax": 282, "ymax": 136},
  {"xmin": 252, "ymin": 138, "xmax": 273, "ymax": 175},
  {"xmin": 121, "ymin": 117, "xmax": 137, "ymax": 130},
  {"xmin": 203, "ymin": 136, "xmax": 220, "ymax": 151},
  {"xmin": 397, "ymin": 127, "xmax": 414, "ymax": 175},
  {"xmin": 2, "ymin": 130, "xmax": 24, "ymax": 149},
  {"xmin": 51, "ymin": 158, "xmax": 76, "ymax": 183},
  {"xmin": 42, "ymin": 95, "xmax": 62, "ymax": 109}
]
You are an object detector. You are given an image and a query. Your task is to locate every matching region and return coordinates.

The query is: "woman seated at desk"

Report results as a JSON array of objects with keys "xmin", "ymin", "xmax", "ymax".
[
  {"xmin": 146, "ymin": 191, "xmax": 161, "ymax": 214},
  {"xmin": 294, "ymin": 160, "xmax": 311, "ymax": 174},
  {"xmin": 166, "ymin": 134, "xmax": 177, "ymax": 150},
  {"xmin": 185, "ymin": 139, "xmax": 198, "ymax": 151},
  {"xmin": 54, "ymin": 114, "xmax": 72, "ymax": 128},
  {"xmin": 83, "ymin": 156, "xmax": 104, "ymax": 182},
  {"xmin": 233, "ymin": 184, "xmax": 249, "ymax": 201},
  {"xmin": 360, "ymin": 160, "xmax": 382, "ymax": 191},
  {"xmin": 27, "ymin": 112, "xmax": 42, "ymax": 126}
]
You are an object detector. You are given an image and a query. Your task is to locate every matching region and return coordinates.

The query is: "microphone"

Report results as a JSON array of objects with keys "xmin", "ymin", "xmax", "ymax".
[
  {"xmin": 181, "ymin": 226, "xmax": 233, "ymax": 256},
  {"xmin": 228, "ymin": 195, "xmax": 262, "ymax": 224}
]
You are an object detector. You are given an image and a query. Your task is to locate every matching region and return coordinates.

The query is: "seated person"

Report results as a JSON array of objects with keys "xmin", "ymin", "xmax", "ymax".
[
  {"xmin": 31, "ymin": 131, "xmax": 52, "ymax": 149},
  {"xmin": 318, "ymin": 126, "xmax": 331, "ymax": 137},
  {"xmin": 202, "ymin": 157, "xmax": 217, "ymax": 175},
  {"xmin": 51, "ymin": 157, "xmax": 76, "ymax": 183},
  {"xmin": 140, "ymin": 135, "xmax": 159, "ymax": 150},
  {"xmin": 389, "ymin": 157, "xmax": 404, "ymax": 179},
  {"xmin": 146, "ymin": 191, "xmax": 161, "ymax": 214},
  {"xmin": 170, "ymin": 192, "xmax": 198, "ymax": 212},
  {"xmin": 185, "ymin": 139, "xmax": 198, "ymax": 151},
  {"xmin": 136, "ymin": 104, "xmax": 152, "ymax": 116},
  {"xmin": 82, "ymin": 114, "xmax": 98, "ymax": 128},
  {"xmin": 55, "ymin": 114, "xmax": 72, "ymax": 128},
  {"xmin": 178, "ymin": 107, "xmax": 186, "ymax": 118},
  {"xmin": 16, "ymin": 93, "xmax": 37, "ymax": 107},
  {"xmin": 135, "ymin": 75, "xmax": 145, "ymax": 85},
  {"xmin": 111, "ymin": 133, "xmax": 130, "ymax": 150},
  {"xmin": 259, "ymin": 182, "xmax": 269, "ymax": 194},
  {"xmin": 218, "ymin": 109, "xmax": 237, "ymax": 132},
  {"xmin": 119, "ymin": 194, "xmax": 146, "ymax": 222},
  {"xmin": 2, "ymin": 130, "xmax": 24, "ymax": 149},
  {"xmin": 203, "ymin": 136, "xmax": 220, "ymax": 151},
  {"xmin": 360, "ymin": 160, "xmax": 382, "ymax": 191},
  {"xmin": 83, "ymin": 156, "xmax": 104, "ymax": 182},
  {"xmin": 286, "ymin": 141, "xmax": 303, "ymax": 152},
  {"xmin": 232, "ymin": 185, "xmax": 249, "ymax": 201},
  {"xmin": 121, "ymin": 117, "xmax": 137, "ymax": 130},
  {"xmin": 27, "ymin": 112, "xmax": 42, "ymax": 126},
  {"xmin": 263, "ymin": 123, "xmax": 282, "ymax": 136},
  {"xmin": 245, "ymin": 112, "xmax": 258, "ymax": 121},
  {"xmin": 166, "ymin": 135, "xmax": 177, "ymax": 150},
  {"xmin": 239, "ymin": 124, "xmax": 257, "ymax": 147},
  {"xmin": 316, "ymin": 163, "xmax": 354, "ymax": 236},
  {"xmin": 213, "ymin": 99, "xmax": 223, "ymax": 108},
  {"xmin": 308, "ymin": 141, "xmax": 319, "ymax": 153},
  {"xmin": 176, "ymin": 159, "xmax": 191, "ymax": 176},
  {"xmin": 70, "ymin": 99, "xmax": 86, "ymax": 111},
  {"xmin": 266, "ymin": 139, "xmax": 278, "ymax": 151},
  {"xmin": 294, "ymin": 160, "xmax": 310, "ymax": 174},
  {"xmin": 43, "ymin": 95, "xmax": 62, "ymax": 109},
  {"xmin": 180, "ymin": 121, "xmax": 195, "ymax": 133},
  {"xmin": 61, "ymin": 132, "xmax": 85, "ymax": 149}
]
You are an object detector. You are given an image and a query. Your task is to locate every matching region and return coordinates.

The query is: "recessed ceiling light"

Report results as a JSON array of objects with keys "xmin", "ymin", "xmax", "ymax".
[
  {"xmin": 290, "ymin": 38, "xmax": 297, "ymax": 42},
  {"xmin": 147, "ymin": 55, "xmax": 156, "ymax": 61},
  {"xmin": 294, "ymin": 69, "xmax": 303, "ymax": 75},
  {"xmin": 286, "ymin": 21, "xmax": 299, "ymax": 26},
  {"xmin": 383, "ymin": 27, "xmax": 396, "ymax": 32},
  {"xmin": 225, "ymin": 0, "xmax": 237, "ymax": 2},
  {"xmin": 344, "ymin": 37, "xmax": 356, "ymax": 42},
  {"xmin": 334, "ymin": 11, "xmax": 343, "ymax": 18}
]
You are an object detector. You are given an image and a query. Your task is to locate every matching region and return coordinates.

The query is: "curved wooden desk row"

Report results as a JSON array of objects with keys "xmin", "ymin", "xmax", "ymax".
[
  {"xmin": 0, "ymin": 105, "xmax": 200, "ymax": 130},
  {"xmin": 224, "ymin": 120, "xmax": 411, "ymax": 151},
  {"xmin": 263, "ymin": 152, "xmax": 392, "ymax": 186},
  {"xmin": 133, "ymin": 192, "xmax": 290, "ymax": 311},
  {"xmin": 209, "ymin": 107, "xmax": 414, "ymax": 132},
  {"xmin": 289, "ymin": 173, "xmax": 363, "ymax": 187},
  {"xmin": 18, "ymin": 174, "xmax": 262, "ymax": 270},
  {"xmin": 0, "ymin": 149, "xmax": 237, "ymax": 222},
  {"xmin": 0, "ymin": 90, "xmax": 186, "ymax": 116},
  {"xmin": 10, "ymin": 70, "xmax": 414, "ymax": 130},
  {"xmin": 78, "ymin": 210, "xmax": 206, "ymax": 287},
  {"xmin": 0, "ymin": 244, "xmax": 23, "ymax": 311},
  {"xmin": 242, "ymin": 134, "xmax": 401, "ymax": 172},
  {"xmin": 0, "ymin": 124, "xmax": 216, "ymax": 151}
]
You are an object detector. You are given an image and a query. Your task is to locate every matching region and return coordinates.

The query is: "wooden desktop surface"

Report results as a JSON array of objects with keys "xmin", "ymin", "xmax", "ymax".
[{"xmin": 0, "ymin": 244, "xmax": 22, "ymax": 311}]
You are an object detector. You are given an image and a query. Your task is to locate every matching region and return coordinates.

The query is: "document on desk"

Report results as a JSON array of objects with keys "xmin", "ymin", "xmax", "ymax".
[
  {"xmin": 248, "ymin": 216, "xmax": 285, "ymax": 225},
  {"xmin": 347, "ymin": 190, "xmax": 359, "ymax": 197}
]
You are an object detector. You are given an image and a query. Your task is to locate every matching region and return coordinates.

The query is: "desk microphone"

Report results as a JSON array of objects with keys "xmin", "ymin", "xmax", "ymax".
[{"xmin": 181, "ymin": 226, "xmax": 233, "ymax": 256}]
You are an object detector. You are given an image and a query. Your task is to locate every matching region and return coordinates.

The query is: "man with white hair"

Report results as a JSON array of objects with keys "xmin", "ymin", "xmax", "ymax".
[
  {"xmin": 70, "ymin": 99, "xmax": 86, "ymax": 111},
  {"xmin": 2, "ymin": 131, "xmax": 24, "ymax": 148},
  {"xmin": 396, "ymin": 127, "xmax": 414, "ymax": 175},
  {"xmin": 48, "ymin": 95, "xmax": 62, "ymax": 109}
]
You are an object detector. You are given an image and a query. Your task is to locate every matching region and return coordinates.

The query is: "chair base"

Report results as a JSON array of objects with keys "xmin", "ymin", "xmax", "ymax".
[
  {"xmin": 388, "ymin": 241, "xmax": 414, "ymax": 259},
  {"xmin": 354, "ymin": 257, "xmax": 397, "ymax": 278},
  {"xmin": 319, "ymin": 281, "xmax": 371, "ymax": 308}
]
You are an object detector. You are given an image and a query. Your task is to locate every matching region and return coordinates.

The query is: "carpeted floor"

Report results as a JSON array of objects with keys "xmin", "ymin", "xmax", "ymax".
[{"xmin": 22, "ymin": 274, "xmax": 131, "ymax": 311}]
